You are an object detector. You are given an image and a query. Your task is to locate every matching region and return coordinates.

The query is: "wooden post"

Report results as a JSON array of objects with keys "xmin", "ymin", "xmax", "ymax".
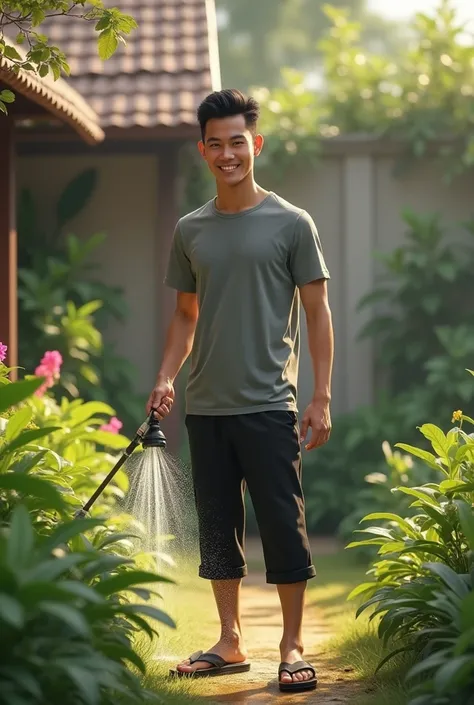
[
  {"xmin": 156, "ymin": 141, "xmax": 181, "ymax": 453},
  {"xmin": 0, "ymin": 117, "xmax": 18, "ymax": 376}
]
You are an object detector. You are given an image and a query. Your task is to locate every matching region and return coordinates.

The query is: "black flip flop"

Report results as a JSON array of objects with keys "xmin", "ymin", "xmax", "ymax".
[
  {"xmin": 169, "ymin": 650, "xmax": 251, "ymax": 678},
  {"xmin": 278, "ymin": 660, "xmax": 318, "ymax": 692}
]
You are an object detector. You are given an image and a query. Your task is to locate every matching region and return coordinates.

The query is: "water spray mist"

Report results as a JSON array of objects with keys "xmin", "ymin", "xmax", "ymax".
[{"xmin": 75, "ymin": 408, "xmax": 166, "ymax": 518}]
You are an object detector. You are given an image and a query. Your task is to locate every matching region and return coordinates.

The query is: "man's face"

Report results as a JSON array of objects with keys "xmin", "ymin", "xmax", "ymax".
[{"xmin": 198, "ymin": 114, "xmax": 264, "ymax": 186}]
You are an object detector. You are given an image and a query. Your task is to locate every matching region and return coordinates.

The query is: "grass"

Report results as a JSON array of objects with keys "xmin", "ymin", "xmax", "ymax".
[{"xmin": 128, "ymin": 539, "xmax": 412, "ymax": 704}]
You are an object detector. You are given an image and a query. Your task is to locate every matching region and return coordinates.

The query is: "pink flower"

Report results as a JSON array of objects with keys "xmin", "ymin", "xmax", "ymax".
[
  {"xmin": 34, "ymin": 350, "xmax": 62, "ymax": 397},
  {"xmin": 39, "ymin": 351, "xmax": 63, "ymax": 377},
  {"xmin": 0, "ymin": 342, "xmax": 7, "ymax": 363},
  {"xmin": 100, "ymin": 416, "xmax": 123, "ymax": 434}
]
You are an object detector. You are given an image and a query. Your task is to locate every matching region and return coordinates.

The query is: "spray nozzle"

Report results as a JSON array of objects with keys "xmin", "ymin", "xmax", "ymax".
[{"xmin": 141, "ymin": 409, "xmax": 167, "ymax": 449}]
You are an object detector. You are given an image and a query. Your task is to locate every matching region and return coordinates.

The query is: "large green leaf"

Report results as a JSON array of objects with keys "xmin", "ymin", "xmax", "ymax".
[
  {"xmin": 98, "ymin": 642, "xmax": 146, "ymax": 673},
  {"xmin": 95, "ymin": 570, "xmax": 174, "ymax": 596},
  {"xmin": 57, "ymin": 169, "xmax": 97, "ymax": 230},
  {"xmin": 0, "ymin": 473, "xmax": 66, "ymax": 511},
  {"xmin": 119, "ymin": 603, "xmax": 176, "ymax": 629},
  {"xmin": 68, "ymin": 401, "xmax": 115, "ymax": 426},
  {"xmin": 39, "ymin": 602, "xmax": 91, "ymax": 638},
  {"xmin": 394, "ymin": 443, "xmax": 440, "ymax": 470},
  {"xmin": 61, "ymin": 664, "xmax": 99, "ymax": 705},
  {"xmin": 5, "ymin": 406, "xmax": 33, "ymax": 442},
  {"xmin": 7, "ymin": 505, "xmax": 34, "ymax": 571},
  {"xmin": 424, "ymin": 562, "xmax": 470, "ymax": 599},
  {"xmin": 361, "ymin": 513, "xmax": 420, "ymax": 539},
  {"xmin": 0, "ymin": 594, "xmax": 24, "ymax": 628},
  {"xmin": 393, "ymin": 487, "xmax": 441, "ymax": 508},
  {"xmin": 0, "ymin": 378, "xmax": 43, "ymax": 414},
  {"xmin": 433, "ymin": 655, "xmax": 474, "ymax": 693},
  {"xmin": 419, "ymin": 424, "xmax": 450, "ymax": 460},
  {"xmin": 25, "ymin": 553, "xmax": 87, "ymax": 582},
  {"xmin": 37, "ymin": 517, "xmax": 104, "ymax": 557},
  {"xmin": 455, "ymin": 500, "xmax": 474, "ymax": 551},
  {"xmin": 0, "ymin": 427, "xmax": 61, "ymax": 456}
]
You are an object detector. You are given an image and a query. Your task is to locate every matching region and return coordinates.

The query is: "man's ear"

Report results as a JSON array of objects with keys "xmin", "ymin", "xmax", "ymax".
[
  {"xmin": 198, "ymin": 140, "xmax": 206, "ymax": 158},
  {"xmin": 254, "ymin": 133, "xmax": 264, "ymax": 157}
]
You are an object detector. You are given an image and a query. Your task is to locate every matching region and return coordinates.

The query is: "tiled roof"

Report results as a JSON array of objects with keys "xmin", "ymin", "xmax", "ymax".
[
  {"xmin": 42, "ymin": 0, "xmax": 221, "ymax": 129},
  {"xmin": 0, "ymin": 45, "xmax": 104, "ymax": 144}
]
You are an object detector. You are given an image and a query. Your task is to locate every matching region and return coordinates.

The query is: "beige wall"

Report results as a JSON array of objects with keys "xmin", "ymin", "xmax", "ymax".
[
  {"xmin": 17, "ymin": 154, "xmax": 159, "ymax": 393},
  {"xmin": 268, "ymin": 144, "xmax": 474, "ymax": 416},
  {"xmin": 18, "ymin": 140, "xmax": 474, "ymax": 417}
]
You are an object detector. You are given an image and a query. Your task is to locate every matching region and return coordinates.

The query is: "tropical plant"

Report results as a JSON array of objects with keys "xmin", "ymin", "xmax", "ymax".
[
  {"xmin": 347, "ymin": 398, "xmax": 474, "ymax": 704},
  {"xmin": 17, "ymin": 169, "xmax": 146, "ymax": 433},
  {"xmin": 0, "ymin": 353, "xmax": 176, "ymax": 705},
  {"xmin": 358, "ymin": 209, "xmax": 474, "ymax": 401}
]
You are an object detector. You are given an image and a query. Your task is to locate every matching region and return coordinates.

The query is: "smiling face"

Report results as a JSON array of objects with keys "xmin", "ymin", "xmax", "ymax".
[{"xmin": 198, "ymin": 114, "xmax": 264, "ymax": 187}]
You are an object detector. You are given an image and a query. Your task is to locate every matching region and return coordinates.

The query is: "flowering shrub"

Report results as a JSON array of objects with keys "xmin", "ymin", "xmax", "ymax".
[{"xmin": 0, "ymin": 351, "xmax": 175, "ymax": 704}]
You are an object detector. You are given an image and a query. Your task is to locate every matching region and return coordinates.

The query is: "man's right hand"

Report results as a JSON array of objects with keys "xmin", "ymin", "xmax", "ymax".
[{"xmin": 146, "ymin": 376, "xmax": 175, "ymax": 420}]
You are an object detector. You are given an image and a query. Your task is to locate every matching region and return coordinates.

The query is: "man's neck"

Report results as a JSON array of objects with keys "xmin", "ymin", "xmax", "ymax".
[{"xmin": 215, "ymin": 175, "xmax": 270, "ymax": 214}]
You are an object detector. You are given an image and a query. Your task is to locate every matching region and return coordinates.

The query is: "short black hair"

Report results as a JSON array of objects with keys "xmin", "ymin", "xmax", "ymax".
[{"xmin": 197, "ymin": 89, "xmax": 260, "ymax": 141}]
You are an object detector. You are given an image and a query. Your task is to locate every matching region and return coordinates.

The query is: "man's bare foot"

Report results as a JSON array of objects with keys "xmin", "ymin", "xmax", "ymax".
[
  {"xmin": 177, "ymin": 633, "xmax": 247, "ymax": 674},
  {"xmin": 279, "ymin": 643, "xmax": 314, "ymax": 684}
]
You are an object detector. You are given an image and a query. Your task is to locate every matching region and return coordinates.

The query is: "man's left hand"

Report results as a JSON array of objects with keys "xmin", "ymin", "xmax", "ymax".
[{"xmin": 300, "ymin": 399, "xmax": 332, "ymax": 451}]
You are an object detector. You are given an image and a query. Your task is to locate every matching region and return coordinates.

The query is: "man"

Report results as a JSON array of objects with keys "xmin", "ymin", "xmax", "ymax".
[{"xmin": 146, "ymin": 89, "xmax": 334, "ymax": 693}]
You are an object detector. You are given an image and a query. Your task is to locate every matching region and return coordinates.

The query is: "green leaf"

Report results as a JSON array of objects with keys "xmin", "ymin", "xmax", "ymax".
[
  {"xmin": 4, "ymin": 45, "xmax": 22, "ymax": 61},
  {"xmin": 5, "ymin": 406, "xmax": 33, "ymax": 442},
  {"xmin": 0, "ymin": 594, "xmax": 24, "ymax": 628},
  {"xmin": 7, "ymin": 505, "xmax": 34, "ymax": 570},
  {"xmin": 1, "ymin": 426, "xmax": 61, "ymax": 455},
  {"xmin": 38, "ymin": 518, "xmax": 104, "ymax": 557},
  {"xmin": 57, "ymin": 169, "xmax": 97, "ymax": 230},
  {"xmin": 0, "ymin": 89, "xmax": 15, "ymax": 103},
  {"xmin": 26, "ymin": 554, "xmax": 87, "ymax": 582},
  {"xmin": 99, "ymin": 642, "xmax": 146, "ymax": 673},
  {"xmin": 394, "ymin": 443, "xmax": 440, "ymax": 469},
  {"xmin": 433, "ymin": 656, "xmax": 474, "ymax": 693},
  {"xmin": 95, "ymin": 570, "xmax": 174, "ymax": 596},
  {"xmin": 361, "ymin": 513, "xmax": 419, "ymax": 539},
  {"xmin": 0, "ymin": 473, "xmax": 65, "ymax": 511},
  {"xmin": 393, "ymin": 487, "xmax": 441, "ymax": 508},
  {"xmin": 69, "ymin": 401, "xmax": 114, "ymax": 427},
  {"xmin": 86, "ymin": 430, "xmax": 130, "ymax": 449},
  {"xmin": 119, "ymin": 603, "xmax": 176, "ymax": 629},
  {"xmin": 61, "ymin": 664, "xmax": 99, "ymax": 704},
  {"xmin": 0, "ymin": 378, "xmax": 44, "ymax": 414},
  {"xmin": 98, "ymin": 29, "xmax": 119, "ymax": 60},
  {"xmin": 375, "ymin": 646, "xmax": 413, "ymax": 674},
  {"xmin": 424, "ymin": 562, "xmax": 470, "ymax": 598},
  {"xmin": 455, "ymin": 500, "xmax": 474, "ymax": 550},
  {"xmin": 39, "ymin": 603, "xmax": 91, "ymax": 638},
  {"xmin": 347, "ymin": 582, "xmax": 378, "ymax": 601},
  {"xmin": 419, "ymin": 423, "xmax": 450, "ymax": 459}
]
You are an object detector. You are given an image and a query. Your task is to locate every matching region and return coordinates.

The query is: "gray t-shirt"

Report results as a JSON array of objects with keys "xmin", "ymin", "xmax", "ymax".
[{"xmin": 164, "ymin": 192, "xmax": 330, "ymax": 415}]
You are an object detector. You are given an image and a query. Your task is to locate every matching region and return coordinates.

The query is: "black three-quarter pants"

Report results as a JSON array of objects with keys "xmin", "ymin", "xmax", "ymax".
[{"xmin": 185, "ymin": 411, "xmax": 316, "ymax": 585}]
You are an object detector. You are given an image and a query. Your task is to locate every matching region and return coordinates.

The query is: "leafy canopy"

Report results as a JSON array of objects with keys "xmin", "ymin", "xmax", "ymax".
[{"xmin": 0, "ymin": 1, "xmax": 137, "ymax": 113}]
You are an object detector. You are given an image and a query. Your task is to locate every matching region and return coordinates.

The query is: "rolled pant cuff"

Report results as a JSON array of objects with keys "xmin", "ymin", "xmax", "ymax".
[
  {"xmin": 266, "ymin": 564, "xmax": 316, "ymax": 584},
  {"xmin": 199, "ymin": 564, "xmax": 248, "ymax": 581}
]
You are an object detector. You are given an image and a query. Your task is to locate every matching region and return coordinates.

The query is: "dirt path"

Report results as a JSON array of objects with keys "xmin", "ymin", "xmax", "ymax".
[{"xmin": 185, "ymin": 539, "xmax": 363, "ymax": 704}]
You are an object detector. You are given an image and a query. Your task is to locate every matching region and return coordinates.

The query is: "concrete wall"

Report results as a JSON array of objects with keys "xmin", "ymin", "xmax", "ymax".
[{"xmin": 18, "ymin": 139, "xmax": 474, "ymax": 418}]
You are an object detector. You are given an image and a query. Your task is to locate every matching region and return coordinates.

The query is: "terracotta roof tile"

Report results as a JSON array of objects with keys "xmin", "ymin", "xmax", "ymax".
[{"xmin": 42, "ymin": 0, "xmax": 221, "ymax": 129}]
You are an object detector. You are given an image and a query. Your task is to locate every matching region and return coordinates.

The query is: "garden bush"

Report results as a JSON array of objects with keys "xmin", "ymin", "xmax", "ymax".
[
  {"xmin": 0, "ymin": 347, "xmax": 174, "ymax": 704},
  {"xmin": 347, "ymin": 387, "xmax": 474, "ymax": 705}
]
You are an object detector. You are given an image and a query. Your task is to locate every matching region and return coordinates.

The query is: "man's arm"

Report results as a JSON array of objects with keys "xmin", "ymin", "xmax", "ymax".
[
  {"xmin": 299, "ymin": 279, "xmax": 334, "ymax": 450},
  {"xmin": 158, "ymin": 291, "xmax": 198, "ymax": 383},
  {"xmin": 146, "ymin": 291, "xmax": 198, "ymax": 417}
]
